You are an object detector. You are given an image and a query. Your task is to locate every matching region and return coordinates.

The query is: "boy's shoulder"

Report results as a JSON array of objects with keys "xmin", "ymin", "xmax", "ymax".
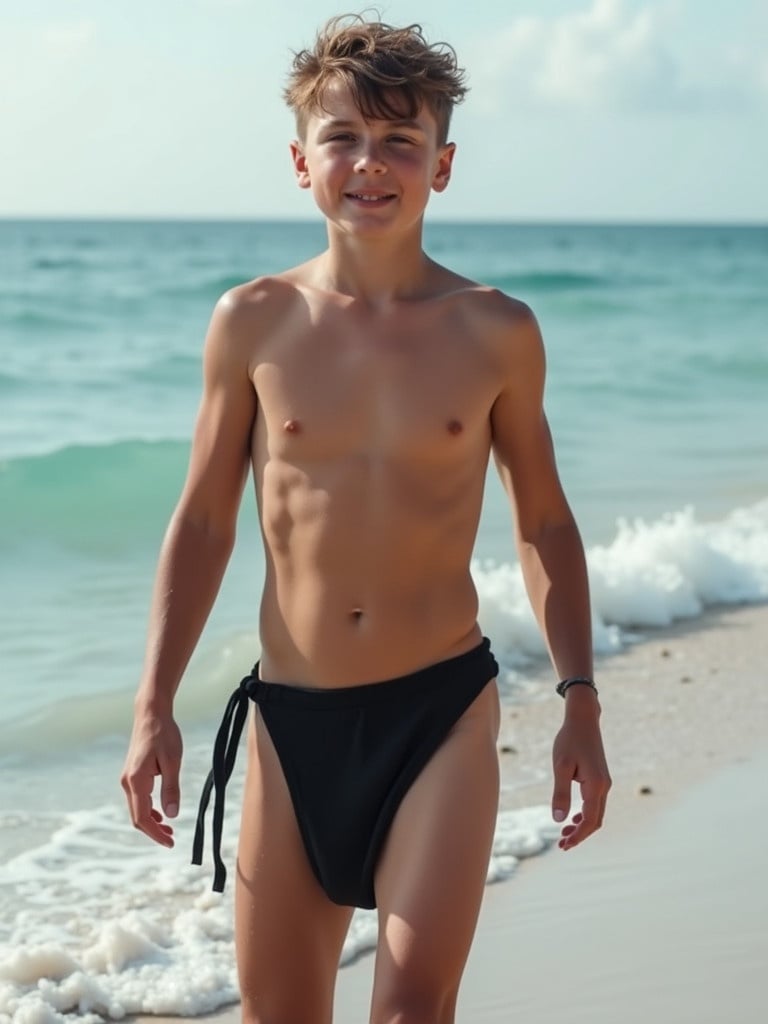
[
  {"xmin": 437, "ymin": 270, "xmax": 542, "ymax": 360},
  {"xmin": 438, "ymin": 276, "xmax": 546, "ymax": 386},
  {"xmin": 212, "ymin": 258, "xmax": 331, "ymax": 326},
  {"xmin": 431, "ymin": 263, "xmax": 537, "ymax": 324},
  {"xmin": 215, "ymin": 272, "xmax": 301, "ymax": 319},
  {"xmin": 456, "ymin": 282, "xmax": 534, "ymax": 325},
  {"xmin": 206, "ymin": 272, "xmax": 308, "ymax": 347},
  {"xmin": 199, "ymin": 274, "xmax": 307, "ymax": 375}
]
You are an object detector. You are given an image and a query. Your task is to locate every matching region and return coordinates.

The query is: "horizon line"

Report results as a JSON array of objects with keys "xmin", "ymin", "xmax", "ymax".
[{"xmin": 1, "ymin": 214, "xmax": 766, "ymax": 228}]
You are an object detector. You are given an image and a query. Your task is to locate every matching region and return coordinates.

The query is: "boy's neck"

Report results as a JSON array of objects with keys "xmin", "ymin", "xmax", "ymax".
[{"xmin": 317, "ymin": 227, "xmax": 434, "ymax": 306}]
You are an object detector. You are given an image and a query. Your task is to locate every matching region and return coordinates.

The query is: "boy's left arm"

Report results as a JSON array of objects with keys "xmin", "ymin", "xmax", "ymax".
[{"xmin": 489, "ymin": 300, "xmax": 611, "ymax": 850}]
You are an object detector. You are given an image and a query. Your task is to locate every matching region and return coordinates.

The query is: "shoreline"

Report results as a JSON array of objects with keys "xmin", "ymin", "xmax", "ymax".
[
  {"xmin": 132, "ymin": 600, "xmax": 768, "ymax": 1024},
  {"xmin": 500, "ymin": 600, "xmax": 768, "ymax": 816}
]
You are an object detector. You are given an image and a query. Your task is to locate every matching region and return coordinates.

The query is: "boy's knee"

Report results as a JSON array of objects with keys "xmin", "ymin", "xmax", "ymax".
[
  {"xmin": 370, "ymin": 986, "xmax": 453, "ymax": 1024},
  {"xmin": 241, "ymin": 999, "xmax": 328, "ymax": 1024}
]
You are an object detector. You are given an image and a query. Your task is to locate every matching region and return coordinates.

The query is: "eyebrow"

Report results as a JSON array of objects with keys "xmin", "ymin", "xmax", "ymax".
[{"xmin": 321, "ymin": 118, "xmax": 425, "ymax": 132}]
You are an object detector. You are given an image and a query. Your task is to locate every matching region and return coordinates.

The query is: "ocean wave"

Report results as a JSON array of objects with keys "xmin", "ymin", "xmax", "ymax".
[
  {"xmin": 2, "ymin": 307, "xmax": 97, "ymax": 331},
  {"xmin": 0, "ymin": 370, "xmax": 30, "ymax": 393},
  {"xmin": 0, "ymin": 439, "xmax": 189, "ymax": 549},
  {"xmin": 152, "ymin": 273, "xmax": 254, "ymax": 302},
  {"xmin": 124, "ymin": 351, "xmax": 199, "ymax": 385},
  {"xmin": 31, "ymin": 256, "xmax": 92, "ymax": 271},
  {"xmin": 486, "ymin": 270, "xmax": 615, "ymax": 292},
  {"xmin": 475, "ymin": 501, "xmax": 768, "ymax": 673}
]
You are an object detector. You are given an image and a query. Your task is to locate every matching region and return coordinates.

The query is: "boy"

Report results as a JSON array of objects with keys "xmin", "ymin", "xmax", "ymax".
[{"xmin": 121, "ymin": 14, "xmax": 610, "ymax": 1024}]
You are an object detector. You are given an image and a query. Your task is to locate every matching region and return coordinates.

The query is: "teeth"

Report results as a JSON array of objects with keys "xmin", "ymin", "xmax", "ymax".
[{"xmin": 350, "ymin": 194, "xmax": 389, "ymax": 201}]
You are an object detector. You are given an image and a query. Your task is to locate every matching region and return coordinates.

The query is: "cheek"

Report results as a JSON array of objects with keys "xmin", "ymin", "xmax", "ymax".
[
  {"xmin": 312, "ymin": 154, "xmax": 347, "ymax": 183},
  {"xmin": 399, "ymin": 151, "xmax": 440, "ymax": 179}
]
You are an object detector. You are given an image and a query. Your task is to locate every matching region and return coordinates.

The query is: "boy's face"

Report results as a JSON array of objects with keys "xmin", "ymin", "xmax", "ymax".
[{"xmin": 290, "ymin": 79, "xmax": 455, "ymax": 237}]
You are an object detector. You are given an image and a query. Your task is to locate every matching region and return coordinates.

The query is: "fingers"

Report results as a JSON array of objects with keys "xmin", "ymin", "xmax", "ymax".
[
  {"xmin": 121, "ymin": 716, "xmax": 183, "ymax": 848},
  {"xmin": 150, "ymin": 808, "xmax": 176, "ymax": 844},
  {"xmin": 160, "ymin": 754, "xmax": 181, "ymax": 820},
  {"xmin": 121, "ymin": 761, "xmax": 176, "ymax": 848},
  {"xmin": 558, "ymin": 774, "xmax": 611, "ymax": 851},
  {"xmin": 551, "ymin": 756, "xmax": 574, "ymax": 825}
]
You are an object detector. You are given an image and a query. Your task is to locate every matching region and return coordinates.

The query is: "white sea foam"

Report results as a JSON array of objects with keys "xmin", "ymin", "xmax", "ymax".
[
  {"xmin": 474, "ymin": 499, "xmax": 768, "ymax": 667},
  {"xmin": 0, "ymin": 799, "xmax": 557, "ymax": 1024}
]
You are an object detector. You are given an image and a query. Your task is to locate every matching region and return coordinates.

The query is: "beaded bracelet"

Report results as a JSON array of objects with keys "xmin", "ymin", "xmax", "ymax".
[{"xmin": 556, "ymin": 676, "xmax": 599, "ymax": 698}]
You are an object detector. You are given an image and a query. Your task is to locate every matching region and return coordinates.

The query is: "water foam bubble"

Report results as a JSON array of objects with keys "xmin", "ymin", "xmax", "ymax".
[
  {"xmin": 589, "ymin": 501, "xmax": 768, "ymax": 629},
  {"xmin": 0, "ymin": 798, "xmax": 558, "ymax": 1022},
  {"xmin": 474, "ymin": 500, "xmax": 768, "ymax": 657}
]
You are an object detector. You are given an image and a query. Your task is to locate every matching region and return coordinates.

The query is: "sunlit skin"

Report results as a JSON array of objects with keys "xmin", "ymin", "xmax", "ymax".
[{"xmin": 121, "ymin": 76, "xmax": 610, "ymax": 1023}]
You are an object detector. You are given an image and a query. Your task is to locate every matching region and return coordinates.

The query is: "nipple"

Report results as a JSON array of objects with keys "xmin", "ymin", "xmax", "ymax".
[
  {"xmin": 283, "ymin": 419, "xmax": 301, "ymax": 434},
  {"xmin": 447, "ymin": 418, "xmax": 463, "ymax": 436}
]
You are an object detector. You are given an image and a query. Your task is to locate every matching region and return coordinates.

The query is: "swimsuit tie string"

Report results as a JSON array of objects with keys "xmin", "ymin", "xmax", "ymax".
[{"xmin": 192, "ymin": 667, "xmax": 260, "ymax": 892}]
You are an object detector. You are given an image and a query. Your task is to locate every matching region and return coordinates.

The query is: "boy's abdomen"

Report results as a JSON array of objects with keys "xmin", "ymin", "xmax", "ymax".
[{"xmin": 257, "ymin": 553, "xmax": 483, "ymax": 688}]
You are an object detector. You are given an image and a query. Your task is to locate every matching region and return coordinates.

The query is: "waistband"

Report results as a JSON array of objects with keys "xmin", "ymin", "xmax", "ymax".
[{"xmin": 191, "ymin": 637, "xmax": 495, "ymax": 892}]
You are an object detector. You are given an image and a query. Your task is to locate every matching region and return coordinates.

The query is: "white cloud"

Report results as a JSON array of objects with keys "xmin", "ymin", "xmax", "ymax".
[
  {"xmin": 466, "ymin": 0, "xmax": 765, "ymax": 115},
  {"xmin": 536, "ymin": 1, "xmax": 675, "ymax": 106}
]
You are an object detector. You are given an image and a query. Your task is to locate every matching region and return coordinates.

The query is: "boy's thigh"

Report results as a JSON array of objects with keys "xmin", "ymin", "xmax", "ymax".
[
  {"xmin": 370, "ymin": 681, "xmax": 501, "ymax": 1020},
  {"xmin": 235, "ymin": 713, "xmax": 353, "ymax": 1024}
]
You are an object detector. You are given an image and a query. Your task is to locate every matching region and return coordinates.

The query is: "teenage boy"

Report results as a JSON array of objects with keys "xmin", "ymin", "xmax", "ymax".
[{"xmin": 122, "ymin": 15, "xmax": 610, "ymax": 1024}]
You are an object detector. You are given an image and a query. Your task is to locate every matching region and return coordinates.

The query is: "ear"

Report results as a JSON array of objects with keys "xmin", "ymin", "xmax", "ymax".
[
  {"xmin": 290, "ymin": 140, "xmax": 312, "ymax": 190},
  {"xmin": 431, "ymin": 142, "xmax": 456, "ymax": 194}
]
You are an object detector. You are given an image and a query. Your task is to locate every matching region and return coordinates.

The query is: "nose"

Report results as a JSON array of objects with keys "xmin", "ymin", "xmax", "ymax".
[{"xmin": 353, "ymin": 141, "xmax": 387, "ymax": 174}]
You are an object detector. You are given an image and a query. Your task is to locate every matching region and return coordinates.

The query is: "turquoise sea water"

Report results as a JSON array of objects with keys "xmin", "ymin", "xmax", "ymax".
[
  {"xmin": 2, "ymin": 220, "xmax": 766, "ymax": 729},
  {"xmin": 1, "ymin": 219, "xmax": 767, "ymax": 1019}
]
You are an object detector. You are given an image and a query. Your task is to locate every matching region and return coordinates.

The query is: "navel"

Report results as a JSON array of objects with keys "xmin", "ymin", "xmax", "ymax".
[
  {"xmin": 447, "ymin": 418, "xmax": 463, "ymax": 436},
  {"xmin": 283, "ymin": 418, "xmax": 302, "ymax": 434},
  {"xmin": 349, "ymin": 607, "xmax": 364, "ymax": 623}
]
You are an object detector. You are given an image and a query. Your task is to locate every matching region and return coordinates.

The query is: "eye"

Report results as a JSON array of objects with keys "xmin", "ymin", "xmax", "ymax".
[
  {"xmin": 388, "ymin": 135, "xmax": 415, "ymax": 145},
  {"xmin": 327, "ymin": 133, "xmax": 355, "ymax": 143}
]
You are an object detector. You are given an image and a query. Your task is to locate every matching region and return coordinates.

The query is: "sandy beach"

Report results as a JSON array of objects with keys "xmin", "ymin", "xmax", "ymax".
[{"xmin": 133, "ymin": 601, "xmax": 768, "ymax": 1024}]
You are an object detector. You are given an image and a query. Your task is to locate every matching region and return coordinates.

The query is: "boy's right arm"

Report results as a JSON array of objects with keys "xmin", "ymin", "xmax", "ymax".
[{"xmin": 121, "ymin": 290, "xmax": 258, "ymax": 847}]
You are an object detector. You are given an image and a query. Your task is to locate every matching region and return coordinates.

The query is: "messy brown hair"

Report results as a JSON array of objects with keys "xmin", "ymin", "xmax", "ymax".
[{"xmin": 284, "ymin": 13, "xmax": 468, "ymax": 145}]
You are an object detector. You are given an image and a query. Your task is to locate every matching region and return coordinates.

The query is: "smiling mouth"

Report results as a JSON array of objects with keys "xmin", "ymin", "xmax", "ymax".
[{"xmin": 345, "ymin": 192, "xmax": 396, "ymax": 202}]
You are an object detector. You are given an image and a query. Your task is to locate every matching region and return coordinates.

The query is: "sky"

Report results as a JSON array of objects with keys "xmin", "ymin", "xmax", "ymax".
[{"xmin": 1, "ymin": 0, "xmax": 767, "ymax": 222}]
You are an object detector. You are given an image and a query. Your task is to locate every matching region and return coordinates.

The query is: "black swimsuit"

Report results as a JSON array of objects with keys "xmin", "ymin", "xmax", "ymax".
[{"xmin": 192, "ymin": 637, "xmax": 499, "ymax": 909}]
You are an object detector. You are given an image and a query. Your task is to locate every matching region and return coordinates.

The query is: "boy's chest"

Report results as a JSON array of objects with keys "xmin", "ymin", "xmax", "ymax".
[{"xmin": 252, "ymin": 327, "xmax": 496, "ymax": 459}]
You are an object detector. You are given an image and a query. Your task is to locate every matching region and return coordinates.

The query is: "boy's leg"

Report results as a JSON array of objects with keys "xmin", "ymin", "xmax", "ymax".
[
  {"xmin": 369, "ymin": 680, "xmax": 501, "ymax": 1024},
  {"xmin": 235, "ymin": 712, "xmax": 354, "ymax": 1024}
]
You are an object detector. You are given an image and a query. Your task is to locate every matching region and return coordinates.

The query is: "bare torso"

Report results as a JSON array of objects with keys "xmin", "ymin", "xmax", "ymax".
[
  {"xmin": 122, "ymin": 52, "xmax": 608, "ymax": 928},
  {"xmin": 243, "ymin": 261, "xmax": 511, "ymax": 685}
]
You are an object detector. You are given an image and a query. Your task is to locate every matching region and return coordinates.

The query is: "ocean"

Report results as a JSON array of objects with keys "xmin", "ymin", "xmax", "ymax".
[{"xmin": 1, "ymin": 219, "xmax": 767, "ymax": 1022}]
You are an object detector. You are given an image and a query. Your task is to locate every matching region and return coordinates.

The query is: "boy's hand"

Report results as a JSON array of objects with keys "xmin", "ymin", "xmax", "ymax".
[
  {"xmin": 121, "ymin": 709, "xmax": 183, "ymax": 848},
  {"xmin": 550, "ymin": 693, "xmax": 611, "ymax": 850}
]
